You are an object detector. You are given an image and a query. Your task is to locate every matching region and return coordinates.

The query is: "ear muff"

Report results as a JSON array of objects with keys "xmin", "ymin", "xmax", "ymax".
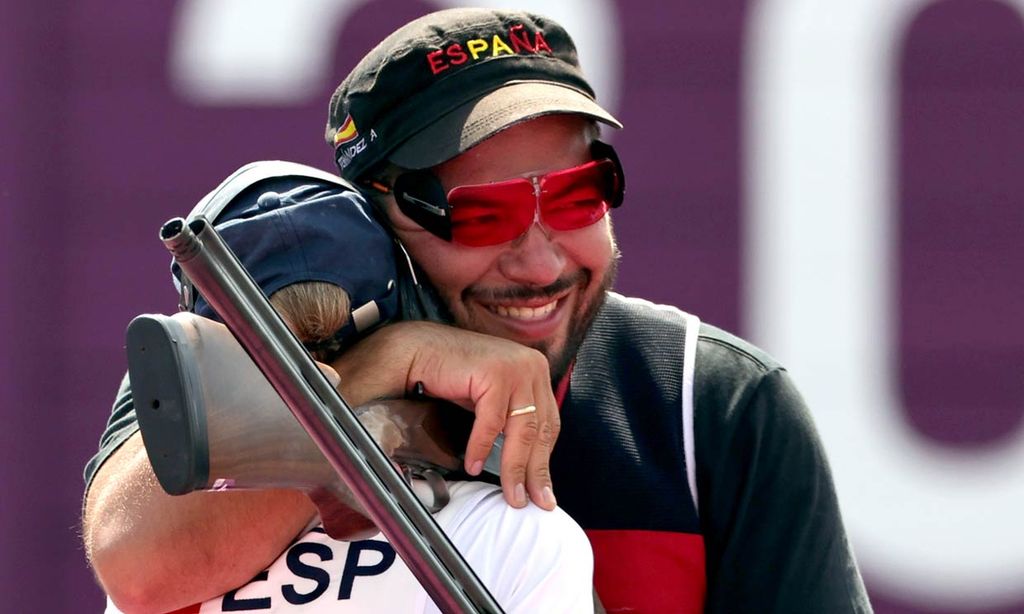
[
  {"xmin": 590, "ymin": 140, "xmax": 626, "ymax": 208},
  {"xmin": 392, "ymin": 170, "xmax": 453, "ymax": 242}
]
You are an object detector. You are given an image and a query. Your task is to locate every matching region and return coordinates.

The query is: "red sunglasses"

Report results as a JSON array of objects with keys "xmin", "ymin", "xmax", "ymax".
[{"xmin": 380, "ymin": 141, "xmax": 625, "ymax": 247}]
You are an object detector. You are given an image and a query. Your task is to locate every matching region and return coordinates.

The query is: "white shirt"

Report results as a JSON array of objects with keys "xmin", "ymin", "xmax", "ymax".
[{"xmin": 106, "ymin": 481, "xmax": 594, "ymax": 613}]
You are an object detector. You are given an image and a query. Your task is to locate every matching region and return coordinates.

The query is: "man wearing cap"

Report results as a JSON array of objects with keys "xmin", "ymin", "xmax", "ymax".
[
  {"xmin": 322, "ymin": 9, "xmax": 871, "ymax": 612},
  {"xmin": 84, "ymin": 7, "xmax": 873, "ymax": 614}
]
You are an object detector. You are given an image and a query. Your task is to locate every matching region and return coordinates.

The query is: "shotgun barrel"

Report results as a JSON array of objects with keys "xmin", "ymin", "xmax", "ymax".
[{"xmin": 157, "ymin": 215, "xmax": 503, "ymax": 614}]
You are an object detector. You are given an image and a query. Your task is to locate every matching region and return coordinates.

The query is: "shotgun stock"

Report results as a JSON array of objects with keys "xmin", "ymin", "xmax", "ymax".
[
  {"xmin": 149, "ymin": 215, "xmax": 502, "ymax": 613},
  {"xmin": 127, "ymin": 312, "xmax": 476, "ymax": 540}
]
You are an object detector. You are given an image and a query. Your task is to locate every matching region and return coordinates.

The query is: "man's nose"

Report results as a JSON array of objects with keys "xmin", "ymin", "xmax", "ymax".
[{"xmin": 496, "ymin": 219, "xmax": 565, "ymax": 287}]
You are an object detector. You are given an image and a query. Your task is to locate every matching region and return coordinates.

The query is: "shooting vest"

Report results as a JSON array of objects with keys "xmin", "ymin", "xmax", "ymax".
[{"xmin": 553, "ymin": 292, "xmax": 706, "ymax": 613}]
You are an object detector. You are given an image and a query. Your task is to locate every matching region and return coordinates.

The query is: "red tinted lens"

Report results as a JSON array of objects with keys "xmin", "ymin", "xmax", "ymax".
[
  {"xmin": 539, "ymin": 160, "xmax": 615, "ymax": 231},
  {"xmin": 448, "ymin": 181, "xmax": 535, "ymax": 247},
  {"xmin": 445, "ymin": 159, "xmax": 618, "ymax": 247}
]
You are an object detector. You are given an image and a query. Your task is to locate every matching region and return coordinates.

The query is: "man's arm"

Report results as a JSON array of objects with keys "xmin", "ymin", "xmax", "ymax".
[
  {"xmin": 333, "ymin": 320, "xmax": 561, "ymax": 512},
  {"xmin": 84, "ymin": 321, "xmax": 561, "ymax": 612},
  {"xmin": 83, "ymin": 431, "xmax": 316, "ymax": 614},
  {"xmin": 694, "ymin": 340, "xmax": 871, "ymax": 613}
]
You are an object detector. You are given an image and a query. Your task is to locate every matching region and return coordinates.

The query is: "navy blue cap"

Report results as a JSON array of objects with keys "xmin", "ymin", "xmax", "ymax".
[{"xmin": 173, "ymin": 163, "xmax": 399, "ymax": 352}]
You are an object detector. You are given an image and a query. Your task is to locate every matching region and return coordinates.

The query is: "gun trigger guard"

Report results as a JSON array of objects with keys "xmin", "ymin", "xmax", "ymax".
[
  {"xmin": 421, "ymin": 469, "xmax": 450, "ymax": 513},
  {"xmin": 399, "ymin": 463, "xmax": 448, "ymax": 512}
]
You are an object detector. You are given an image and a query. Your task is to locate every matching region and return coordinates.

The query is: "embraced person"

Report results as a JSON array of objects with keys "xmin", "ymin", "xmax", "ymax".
[
  {"xmin": 95, "ymin": 175, "xmax": 595, "ymax": 613},
  {"xmin": 84, "ymin": 8, "xmax": 873, "ymax": 613}
]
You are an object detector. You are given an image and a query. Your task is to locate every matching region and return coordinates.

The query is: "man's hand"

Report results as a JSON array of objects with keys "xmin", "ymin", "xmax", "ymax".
[{"xmin": 332, "ymin": 321, "xmax": 560, "ymax": 511}]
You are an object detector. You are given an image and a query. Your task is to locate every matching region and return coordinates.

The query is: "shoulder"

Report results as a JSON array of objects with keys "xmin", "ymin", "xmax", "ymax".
[
  {"xmin": 691, "ymin": 320, "xmax": 809, "ymax": 440},
  {"xmin": 696, "ymin": 321, "xmax": 782, "ymax": 374},
  {"xmin": 694, "ymin": 321, "xmax": 792, "ymax": 418},
  {"xmin": 439, "ymin": 482, "xmax": 590, "ymax": 556},
  {"xmin": 437, "ymin": 482, "xmax": 594, "ymax": 613},
  {"xmin": 604, "ymin": 293, "xmax": 804, "ymax": 431},
  {"xmin": 588, "ymin": 292, "xmax": 695, "ymax": 359},
  {"xmin": 84, "ymin": 373, "xmax": 140, "ymax": 490},
  {"xmin": 598, "ymin": 291, "xmax": 692, "ymax": 330},
  {"xmin": 600, "ymin": 292, "xmax": 784, "ymax": 379},
  {"xmin": 680, "ymin": 315, "xmax": 825, "ymax": 495}
]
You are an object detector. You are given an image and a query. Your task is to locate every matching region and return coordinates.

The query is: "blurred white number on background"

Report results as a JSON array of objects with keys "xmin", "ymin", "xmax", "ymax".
[
  {"xmin": 169, "ymin": 0, "xmax": 621, "ymax": 112},
  {"xmin": 745, "ymin": 0, "xmax": 1024, "ymax": 608}
]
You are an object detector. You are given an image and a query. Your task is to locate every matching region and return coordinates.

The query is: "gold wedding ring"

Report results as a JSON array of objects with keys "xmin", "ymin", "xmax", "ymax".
[{"xmin": 508, "ymin": 404, "xmax": 538, "ymax": 418}]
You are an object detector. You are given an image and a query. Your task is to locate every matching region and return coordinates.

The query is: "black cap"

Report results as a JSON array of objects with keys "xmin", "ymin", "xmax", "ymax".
[{"xmin": 326, "ymin": 8, "xmax": 622, "ymax": 181}]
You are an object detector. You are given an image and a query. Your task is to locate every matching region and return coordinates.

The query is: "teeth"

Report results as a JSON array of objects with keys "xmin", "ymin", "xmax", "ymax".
[{"xmin": 492, "ymin": 301, "xmax": 557, "ymax": 320}]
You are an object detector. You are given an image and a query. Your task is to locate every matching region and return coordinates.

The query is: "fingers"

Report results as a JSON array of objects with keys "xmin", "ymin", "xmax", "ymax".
[
  {"xmin": 314, "ymin": 361, "xmax": 342, "ymax": 388},
  {"xmin": 524, "ymin": 378, "xmax": 560, "ymax": 511},
  {"xmin": 450, "ymin": 355, "xmax": 557, "ymax": 509},
  {"xmin": 495, "ymin": 395, "xmax": 540, "ymax": 509},
  {"xmin": 463, "ymin": 391, "xmax": 506, "ymax": 479},
  {"xmin": 391, "ymin": 322, "xmax": 562, "ymax": 510},
  {"xmin": 464, "ymin": 366, "xmax": 558, "ymax": 511}
]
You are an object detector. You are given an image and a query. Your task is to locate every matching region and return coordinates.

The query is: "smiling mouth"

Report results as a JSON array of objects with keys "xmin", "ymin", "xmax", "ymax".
[{"xmin": 488, "ymin": 300, "xmax": 559, "ymax": 321}]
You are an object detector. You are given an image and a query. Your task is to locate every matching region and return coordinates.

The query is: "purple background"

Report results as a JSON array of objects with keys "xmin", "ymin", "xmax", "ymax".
[{"xmin": 2, "ymin": 0, "xmax": 1022, "ymax": 612}]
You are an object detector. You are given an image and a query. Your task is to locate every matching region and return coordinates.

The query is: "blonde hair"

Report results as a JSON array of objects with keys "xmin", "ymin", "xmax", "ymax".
[{"xmin": 270, "ymin": 281, "xmax": 351, "ymax": 361}]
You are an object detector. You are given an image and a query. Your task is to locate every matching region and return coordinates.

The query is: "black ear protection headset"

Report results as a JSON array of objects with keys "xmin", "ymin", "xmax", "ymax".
[{"xmin": 379, "ymin": 140, "xmax": 626, "ymax": 244}]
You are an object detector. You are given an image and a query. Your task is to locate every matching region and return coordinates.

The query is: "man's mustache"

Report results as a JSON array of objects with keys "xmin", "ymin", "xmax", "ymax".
[{"xmin": 464, "ymin": 270, "xmax": 590, "ymax": 303}]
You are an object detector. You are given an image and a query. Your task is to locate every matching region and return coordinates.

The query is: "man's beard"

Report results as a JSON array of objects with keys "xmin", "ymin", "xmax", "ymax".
[
  {"xmin": 534, "ymin": 257, "xmax": 618, "ymax": 384},
  {"xmin": 455, "ymin": 255, "xmax": 620, "ymax": 385}
]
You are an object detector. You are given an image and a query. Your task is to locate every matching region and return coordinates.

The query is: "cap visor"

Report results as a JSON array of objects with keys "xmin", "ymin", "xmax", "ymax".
[{"xmin": 389, "ymin": 81, "xmax": 622, "ymax": 170}]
